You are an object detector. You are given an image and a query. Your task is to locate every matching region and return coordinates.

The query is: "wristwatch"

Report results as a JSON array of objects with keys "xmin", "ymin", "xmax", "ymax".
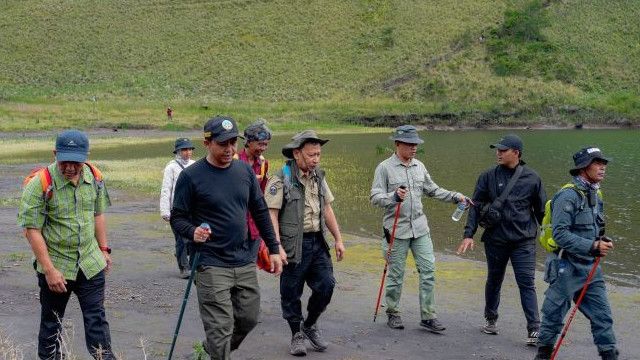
[{"xmin": 99, "ymin": 246, "xmax": 112, "ymax": 254}]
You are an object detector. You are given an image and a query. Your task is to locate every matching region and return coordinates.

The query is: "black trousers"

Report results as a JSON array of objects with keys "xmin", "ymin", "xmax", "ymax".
[
  {"xmin": 280, "ymin": 232, "xmax": 335, "ymax": 326},
  {"xmin": 484, "ymin": 240, "xmax": 540, "ymax": 332},
  {"xmin": 37, "ymin": 270, "xmax": 114, "ymax": 360}
]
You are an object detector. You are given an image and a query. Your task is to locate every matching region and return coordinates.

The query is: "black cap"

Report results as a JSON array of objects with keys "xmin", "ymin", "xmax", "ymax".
[
  {"xmin": 173, "ymin": 137, "xmax": 194, "ymax": 154},
  {"xmin": 569, "ymin": 146, "xmax": 611, "ymax": 175},
  {"xmin": 490, "ymin": 134, "xmax": 523, "ymax": 152},
  {"xmin": 203, "ymin": 116, "xmax": 244, "ymax": 142}
]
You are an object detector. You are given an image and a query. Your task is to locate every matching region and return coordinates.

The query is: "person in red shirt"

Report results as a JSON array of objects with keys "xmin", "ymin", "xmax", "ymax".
[{"xmin": 237, "ymin": 119, "xmax": 272, "ymax": 271}]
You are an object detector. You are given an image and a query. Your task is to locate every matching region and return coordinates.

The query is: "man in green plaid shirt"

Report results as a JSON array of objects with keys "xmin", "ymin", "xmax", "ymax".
[{"xmin": 18, "ymin": 130, "xmax": 115, "ymax": 360}]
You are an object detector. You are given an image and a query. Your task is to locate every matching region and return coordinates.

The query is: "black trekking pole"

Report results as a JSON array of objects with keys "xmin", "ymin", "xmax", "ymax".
[{"xmin": 167, "ymin": 223, "xmax": 209, "ymax": 360}]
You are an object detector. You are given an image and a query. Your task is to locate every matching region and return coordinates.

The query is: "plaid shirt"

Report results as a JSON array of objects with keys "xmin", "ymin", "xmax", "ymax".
[{"xmin": 18, "ymin": 163, "xmax": 111, "ymax": 280}]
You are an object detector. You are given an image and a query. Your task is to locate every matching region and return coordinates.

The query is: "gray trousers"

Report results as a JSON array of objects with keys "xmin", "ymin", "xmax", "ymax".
[{"xmin": 195, "ymin": 263, "xmax": 260, "ymax": 360}]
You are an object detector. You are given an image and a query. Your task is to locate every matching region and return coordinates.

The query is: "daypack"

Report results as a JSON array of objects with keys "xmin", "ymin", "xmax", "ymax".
[
  {"xmin": 23, "ymin": 163, "xmax": 104, "ymax": 202},
  {"xmin": 539, "ymin": 183, "xmax": 602, "ymax": 252}
]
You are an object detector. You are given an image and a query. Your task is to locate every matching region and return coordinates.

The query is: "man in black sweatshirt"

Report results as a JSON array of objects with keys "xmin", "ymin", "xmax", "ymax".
[
  {"xmin": 456, "ymin": 134, "xmax": 546, "ymax": 346},
  {"xmin": 171, "ymin": 116, "xmax": 284, "ymax": 360}
]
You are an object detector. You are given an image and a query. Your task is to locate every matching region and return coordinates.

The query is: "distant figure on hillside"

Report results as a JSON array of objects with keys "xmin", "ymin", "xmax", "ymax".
[
  {"xmin": 160, "ymin": 137, "xmax": 196, "ymax": 278},
  {"xmin": 167, "ymin": 106, "xmax": 173, "ymax": 121}
]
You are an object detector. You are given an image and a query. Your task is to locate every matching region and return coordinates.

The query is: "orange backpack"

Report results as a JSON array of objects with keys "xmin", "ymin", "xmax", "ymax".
[{"xmin": 23, "ymin": 163, "xmax": 104, "ymax": 201}]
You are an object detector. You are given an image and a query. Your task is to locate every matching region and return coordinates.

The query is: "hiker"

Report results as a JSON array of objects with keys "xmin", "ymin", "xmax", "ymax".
[
  {"xmin": 18, "ymin": 130, "xmax": 115, "ymax": 359},
  {"xmin": 534, "ymin": 147, "xmax": 618, "ymax": 360},
  {"xmin": 264, "ymin": 130, "xmax": 345, "ymax": 356},
  {"xmin": 456, "ymin": 134, "xmax": 546, "ymax": 345},
  {"xmin": 167, "ymin": 106, "xmax": 173, "ymax": 121},
  {"xmin": 170, "ymin": 116, "xmax": 284, "ymax": 360},
  {"xmin": 370, "ymin": 125, "xmax": 470, "ymax": 333},
  {"xmin": 237, "ymin": 119, "xmax": 272, "ymax": 272},
  {"xmin": 160, "ymin": 137, "xmax": 196, "ymax": 278}
]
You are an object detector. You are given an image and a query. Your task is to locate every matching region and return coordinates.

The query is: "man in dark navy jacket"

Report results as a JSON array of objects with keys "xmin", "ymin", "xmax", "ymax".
[
  {"xmin": 457, "ymin": 134, "xmax": 546, "ymax": 345},
  {"xmin": 171, "ymin": 116, "xmax": 284, "ymax": 360}
]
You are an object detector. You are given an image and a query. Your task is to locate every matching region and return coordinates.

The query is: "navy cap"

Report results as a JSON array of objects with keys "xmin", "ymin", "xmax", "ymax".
[
  {"xmin": 203, "ymin": 116, "xmax": 244, "ymax": 142},
  {"xmin": 490, "ymin": 134, "xmax": 523, "ymax": 152},
  {"xmin": 173, "ymin": 137, "xmax": 194, "ymax": 154},
  {"xmin": 55, "ymin": 130, "xmax": 89, "ymax": 162},
  {"xmin": 569, "ymin": 146, "xmax": 611, "ymax": 175},
  {"xmin": 389, "ymin": 125, "xmax": 424, "ymax": 144}
]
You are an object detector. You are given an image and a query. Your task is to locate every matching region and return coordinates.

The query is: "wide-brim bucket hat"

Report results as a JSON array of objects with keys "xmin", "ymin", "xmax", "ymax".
[
  {"xmin": 389, "ymin": 125, "xmax": 424, "ymax": 144},
  {"xmin": 282, "ymin": 130, "xmax": 329, "ymax": 159},
  {"xmin": 569, "ymin": 146, "xmax": 611, "ymax": 175}
]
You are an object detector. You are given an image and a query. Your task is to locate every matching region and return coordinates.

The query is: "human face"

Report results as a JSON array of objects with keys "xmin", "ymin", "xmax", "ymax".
[
  {"xmin": 247, "ymin": 140, "xmax": 269, "ymax": 159},
  {"xmin": 179, "ymin": 148, "xmax": 193, "ymax": 161},
  {"xmin": 205, "ymin": 137, "xmax": 237, "ymax": 168},
  {"xmin": 293, "ymin": 143, "xmax": 321, "ymax": 173},
  {"xmin": 496, "ymin": 148, "xmax": 520, "ymax": 168},
  {"xmin": 57, "ymin": 161, "xmax": 84, "ymax": 181},
  {"xmin": 581, "ymin": 159, "xmax": 607, "ymax": 184},
  {"xmin": 395, "ymin": 141, "xmax": 418, "ymax": 162}
]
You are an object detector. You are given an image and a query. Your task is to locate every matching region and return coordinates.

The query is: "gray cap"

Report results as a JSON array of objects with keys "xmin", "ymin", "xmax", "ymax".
[
  {"xmin": 389, "ymin": 125, "xmax": 424, "ymax": 144},
  {"xmin": 490, "ymin": 134, "xmax": 523, "ymax": 151},
  {"xmin": 55, "ymin": 130, "xmax": 89, "ymax": 162},
  {"xmin": 244, "ymin": 119, "xmax": 272, "ymax": 142},
  {"xmin": 282, "ymin": 130, "xmax": 329, "ymax": 159},
  {"xmin": 569, "ymin": 146, "xmax": 611, "ymax": 175}
]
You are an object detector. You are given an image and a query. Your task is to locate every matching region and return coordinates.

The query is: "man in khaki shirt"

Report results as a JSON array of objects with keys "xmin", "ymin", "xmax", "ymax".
[{"xmin": 264, "ymin": 130, "xmax": 345, "ymax": 356}]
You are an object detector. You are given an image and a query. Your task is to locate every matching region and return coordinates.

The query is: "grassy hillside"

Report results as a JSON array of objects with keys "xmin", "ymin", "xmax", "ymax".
[{"xmin": 0, "ymin": 0, "xmax": 638, "ymax": 131}]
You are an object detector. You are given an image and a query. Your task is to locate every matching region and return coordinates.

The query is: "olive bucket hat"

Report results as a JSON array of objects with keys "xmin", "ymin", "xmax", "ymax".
[
  {"xmin": 281, "ymin": 130, "xmax": 329, "ymax": 159},
  {"xmin": 173, "ymin": 137, "xmax": 195, "ymax": 154}
]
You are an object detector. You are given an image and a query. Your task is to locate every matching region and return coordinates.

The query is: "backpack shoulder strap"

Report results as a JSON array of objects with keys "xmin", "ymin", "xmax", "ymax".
[
  {"xmin": 85, "ymin": 162, "xmax": 104, "ymax": 191},
  {"xmin": 174, "ymin": 159, "xmax": 185, "ymax": 170},
  {"xmin": 40, "ymin": 167, "xmax": 53, "ymax": 200}
]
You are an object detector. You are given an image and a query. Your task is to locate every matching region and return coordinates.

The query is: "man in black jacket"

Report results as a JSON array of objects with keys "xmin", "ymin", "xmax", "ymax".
[
  {"xmin": 171, "ymin": 116, "xmax": 284, "ymax": 360},
  {"xmin": 457, "ymin": 134, "xmax": 546, "ymax": 345}
]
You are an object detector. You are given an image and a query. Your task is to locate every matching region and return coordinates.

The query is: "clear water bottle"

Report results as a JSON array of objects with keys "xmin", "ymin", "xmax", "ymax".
[{"xmin": 451, "ymin": 203, "xmax": 466, "ymax": 222}]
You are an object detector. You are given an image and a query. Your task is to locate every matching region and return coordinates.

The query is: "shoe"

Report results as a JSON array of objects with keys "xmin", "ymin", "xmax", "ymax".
[
  {"xmin": 599, "ymin": 349, "xmax": 619, "ymax": 360},
  {"xmin": 301, "ymin": 322, "xmax": 328, "ymax": 352},
  {"xmin": 420, "ymin": 318, "xmax": 446, "ymax": 333},
  {"xmin": 180, "ymin": 268, "xmax": 190, "ymax": 279},
  {"xmin": 289, "ymin": 332, "xmax": 307, "ymax": 356},
  {"xmin": 533, "ymin": 345, "xmax": 553, "ymax": 360},
  {"xmin": 387, "ymin": 314, "xmax": 404, "ymax": 329},
  {"xmin": 482, "ymin": 319, "xmax": 499, "ymax": 335},
  {"xmin": 527, "ymin": 330, "xmax": 539, "ymax": 346}
]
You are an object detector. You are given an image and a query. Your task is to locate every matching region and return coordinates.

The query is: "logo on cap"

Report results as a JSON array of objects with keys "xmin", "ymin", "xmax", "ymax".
[
  {"xmin": 67, "ymin": 140, "xmax": 77, "ymax": 146},
  {"xmin": 587, "ymin": 147, "xmax": 601, "ymax": 154},
  {"xmin": 222, "ymin": 120, "xmax": 233, "ymax": 131}
]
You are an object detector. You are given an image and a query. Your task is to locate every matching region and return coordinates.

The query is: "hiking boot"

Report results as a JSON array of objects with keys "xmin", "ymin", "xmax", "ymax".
[
  {"xmin": 387, "ymin": 314, "xmax": 404, "ymax": 329},
  {"xmin": 527, "ymin": 330, "xmax": 539, "ymax": 346},
  {"xmin": 180, "ymin": 268, "xmax": 190, "ymax": 279},
  {"xmin": 301, "ymin": 322, "xmax": 328, "ymax": 352},
  {"xmin": 599, "ymin": 349, "xmax": 619, "ymax": 360},
  {"xmin": 420, "ymin": 318, "xmax": 446, "ymax": 333},
  {"xmin": 289, "ymin": 332, "xmax": 307, "ymax": 356},
  {"xmin": 533, "ymin": 345, "xmax": 553, "ymax": 360},
  {"xmin": 482, "ymin": 319, "xmax": 499, "ymax": 335}
]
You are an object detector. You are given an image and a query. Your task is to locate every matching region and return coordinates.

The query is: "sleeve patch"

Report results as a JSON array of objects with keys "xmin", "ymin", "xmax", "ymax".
[{"xmin": 269, "ymin": 184, "xmax": 278, "ymax": 195}]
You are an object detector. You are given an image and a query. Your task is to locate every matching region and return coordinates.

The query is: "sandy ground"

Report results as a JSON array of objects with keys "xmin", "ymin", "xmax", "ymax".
[{"xmin": 1, "ymin": 164, "xmax": 638, "ymax": 360}]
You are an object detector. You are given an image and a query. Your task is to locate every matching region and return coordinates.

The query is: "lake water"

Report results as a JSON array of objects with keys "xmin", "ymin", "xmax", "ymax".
[{"xmin": 7, "ymin": 129, "xmax": 639, "ymax": 286}]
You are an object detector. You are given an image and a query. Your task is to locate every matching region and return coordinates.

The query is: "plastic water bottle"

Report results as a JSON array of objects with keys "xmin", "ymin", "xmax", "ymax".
[{"xmin": 451, "ymin": 203, "xmax": 466, "ymax": 222}]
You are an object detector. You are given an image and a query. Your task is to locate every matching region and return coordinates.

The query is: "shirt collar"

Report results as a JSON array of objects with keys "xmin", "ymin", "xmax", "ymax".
[
  {"xmin": 390, "ymin": 153, "xmax": 416, "ymax": 167},
  {"xmin": 52, "ymin": 163, "xmax": 92, "ymax": 190},
  {"xmin": 575, "ymin": 175, "xmax": 600, "ymax": 190}
]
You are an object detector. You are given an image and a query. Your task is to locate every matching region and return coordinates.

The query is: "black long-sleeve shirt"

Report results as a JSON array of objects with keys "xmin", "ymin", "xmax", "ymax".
[
  {"xmin": 170, "ymin": 158, "xmax": 278, "ymax": 267},
  {"xmin": 463, "ymin": 162, "xmax": 546, "ymax": 245}
]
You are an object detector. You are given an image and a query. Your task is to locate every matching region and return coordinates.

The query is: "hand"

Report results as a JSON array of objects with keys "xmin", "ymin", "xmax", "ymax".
[
  {"xmin": 102, "ymin": 250, "xmax": 112, "ymax": 273},
  {"xmin": 595, "ymin": 239, "xmax": 614, "ymax": 257},
  {"xmin": 456, "ymin": 238, "xmax": 475, "ymax": 255},
  {"xmin": 162, "ymin": 215, "xmax": 170, "ymax": 222},
  {"xmin": 458, "ymin": 195, "xmax": 474, "ymax": 207},
  {"xmin": 193, "ymin": 225, "xmax": 211, "ymax": 243},
  {"xmin": 269, "ymin": 254, "xmax": 283, "ymax": 276},
  {"xmin": 395, "ymin": 186, "xmax": 408, "ymax": 202},
  {"xmin": 278, "ymin": 245, "xmax": 288, "ymax": 266},
  {"xmin": 44, "ymin": 267, "xmax": 67, "ymax": 293},
  {"xmin": 335, "ymin": 240, "xmax": 345, "ymax": 261}
]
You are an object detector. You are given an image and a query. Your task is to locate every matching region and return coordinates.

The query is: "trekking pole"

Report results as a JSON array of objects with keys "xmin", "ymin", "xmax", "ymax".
[
  {"xmin": 373, "ymin": 199, "xmax": 403, "ymax": 322},
  {"xmin": 550, "ymin": 255, "xmax": 601, "ymax": 360},
  {"xmin": 168, "ymin": 223, "xmax": 209, "ymax": 360}
]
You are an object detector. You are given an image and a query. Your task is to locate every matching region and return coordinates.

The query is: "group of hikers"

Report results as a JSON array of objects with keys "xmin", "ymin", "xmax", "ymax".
[{"xmin": 18, "ymin": 117, "xmax": 618, "ymax": 360}]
